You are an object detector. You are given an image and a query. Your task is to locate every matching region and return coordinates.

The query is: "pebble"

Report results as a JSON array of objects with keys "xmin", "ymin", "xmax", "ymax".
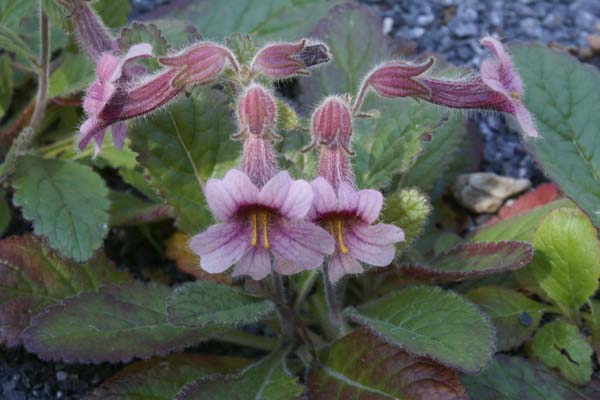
[{"xmin": 382, "ymin": 16, "xmax": 394, "ymax": 35}]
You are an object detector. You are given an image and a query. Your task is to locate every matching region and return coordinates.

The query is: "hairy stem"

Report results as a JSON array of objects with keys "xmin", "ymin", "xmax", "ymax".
[
  {"xmin": 322, "ymin": 264, "xmax": 346, "ymax": 337},
  {"xmin": 271, "ymin": 271, "xmax": 295, "ymax": 342},
  {"xmin": 211, "ymin": 330, "xmax": 278, "ymax": 352},
  {"xmin": 293, "ymin": 269, "xmax": 319, "ymax": 313}
]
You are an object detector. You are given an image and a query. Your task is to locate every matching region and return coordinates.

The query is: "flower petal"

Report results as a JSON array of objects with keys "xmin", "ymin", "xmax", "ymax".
[
  {"xmin": 78, "ymin": 117, "xmax": 108, "ymax": 151},
  {"xmin": 480, "ymin": 36, "xmax": 523, "ymax": 96},
  {"xmin": 344, "ymin": 223, "xmax": 403, "ymax": 266},
  {"xmin": 311, "ymin": 177, "xmax": 338, "ymax": 217},
  {"xmin": 205, "ymin": 169, "xmax": 259, "ymax": 221},
  {"xmin": 259, "ymin": 171, "xmax": 313, "ymax": 219},
  {"xmin": 111, "ymin": 122, "xmax": 127, "ymax": 149},
  {"xmin": 96, "ymin": 53, "xmax": 120, "ymax": 82},
  {"xmin": 337, "ymin": 182, "xmax": 358, "ymax": 213},
  {"xmin": 356, "ymin": 189, "xmax": 383, "ymax": 224},
  {"xmin": 111, "ymin": 43, "xmax": 153, "ymax": 82},
  {"xmin": 258, "ymin": 170, "xmax": 292, "ymax": 210},
  {"xmin": 327, "ymin": 252, "xmax": 363, "ymax": 283},
  {"xmin": 270, "ymin": 220, "xmax": 334, "ymax": 270},
  {"xmin": 189, "ymin": 222, "xmax": 248, "ymax": 273},
  {"xmin": 515, "ymin": 104, "xmax": 539, "ymax": 138},
  {"xmin": 232, "ymin": 247, "xmax": 271, "ymax": 280},
  {"xmin": 273, "ymin": 255, "xmax": 305, "ymax": 276}
]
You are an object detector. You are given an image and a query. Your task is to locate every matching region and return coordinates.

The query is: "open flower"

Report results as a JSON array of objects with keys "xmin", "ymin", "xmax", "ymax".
[
  {"xmin": 190, "ymin": 170, "xmax": 335, "ymax": 280},
  {"xmin": 79, "ymin": 43, "xmax": 153, "ymax": 153},
  {"xmin": 310, "ymin": 178, "xmax": 404, "ymax": 283},
  {"xmin": 356, "ymin": 36, "xmax": 538, "ymax": 138}
]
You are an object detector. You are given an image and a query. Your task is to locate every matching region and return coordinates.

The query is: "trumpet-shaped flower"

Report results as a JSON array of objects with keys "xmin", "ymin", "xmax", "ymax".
[
  {"xmin": 310, "ymin": 178, "xmax": 404, "ymax": 283},
  {"xmin": 190, "ymin": 170, "xmax": 335, "ymax": 280},
  {"xmin": 252, "ymin": 39, "xmax": 331, "ymax": 80}
]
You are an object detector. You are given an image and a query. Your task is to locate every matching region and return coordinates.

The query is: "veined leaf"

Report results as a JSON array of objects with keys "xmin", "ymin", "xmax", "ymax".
[
  {"xmin": 48, "ymin": 52, "xmax": 93, "ymax": 98},
  {"xmin": 0, "ymin": 23, "xmax": 37, "ymax": 67},
  {"xmin": 92, "ymin": 0, "xmax": 130, "ymax": 29},
  {"xmin": 11, "ymin": 156, "xmax": 110, "ymax": 261},
  {"xmin": 345, "ymin": 286, "xmax": 495, "ymax": 374},
  {"xmin": 307, "ymin": 328, "xmax": 467, "ymax": 400},
  {"xmin": 23, "ymin": 281, "xmax": 213, "ymax": 363},
  {"xmin": 382, "ymin": 188, "xmax": 431, "ymax": 251}
]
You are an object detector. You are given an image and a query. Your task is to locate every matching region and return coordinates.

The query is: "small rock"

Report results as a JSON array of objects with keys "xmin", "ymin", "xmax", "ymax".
[
  {"xmin": 56, "ymin": 371, "xmax": 67, "ymax": 381},
  {"xmin": 382, "ymin": 16, "xmax": 394, "ymax": 35},
  {"xmin": 520, "ymin": 18, "xmax": 543, "ymax": 38},
  {"xmin": 587, "ymin": 34, "xmax": 600, "ymax": 52},
  {"xmin": 452, "ymin": 22, "xmax": 478, "ymax": 37},
  {"xmin": 452, "ymin": 173, "xmax": 531, "ymax": 214},
  {"xmin": 416, "ymin": 13, "xmax": 435, "ymax": 26}
]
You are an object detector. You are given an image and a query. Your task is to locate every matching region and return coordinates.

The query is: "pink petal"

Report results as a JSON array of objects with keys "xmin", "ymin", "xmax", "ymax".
[
  {"xmin": 515, "ymin": 104, "xmax": 539, "ymax": 138},
  {"xmin": 189, "ymin": 222, "xmax": 249, "ymax": 273},
  {"xmin": 327, "ymin": 252, "xmax": 363, "ymax": 283},
  {"xmin": 273, "ymin": 255, "xmax": 306, "ymax": 275},
  {"xmin": 259, "ymin": 172, "xmax": 313, "ymax": 219},
  {"xmin": 337, "ymin": 182, "xmax": 358, "ymax": 213},
  {"xmin": 78, "ymin": 117, "xmax": 108, "ymax": 151},
  {"xmin": 310, "ymin": 177, "xmax": 338, "ymax": 217},
  {"xmin": 110, "ymin": 43, "xmax": 153, "ymax": 82},
  {"xmin": 205, "ymin": 170, "xmax": 259, "ymax": 221},
  {"xmin": 344, "ymin": 223, "xmax": 403, "ymax": 266},
  {"xmin": 96, "ymin": 53, "xmax": 120, "ymax": 82},
  {"xmin": 258, "ymin": 170, "xmax": 291, "ymax": 210},
  {"xmin": 270, "ymin": 220, "xmax": 334, "ymax": 270},
  {"xmin": 480, "ymin": 36, "xmax": 523, "ymax": 95},
  {"xmin": 111, "ymin": 122, "xmax": 127, "ymax": 149},
  {"xmin": 356, "ymin": 189, "xmax": 383, "ymax": 224},
  {"xmin": 83, "ymin": 80, "xmax": 116, "ymax": 115},
  {"xmin": 232, "ymin": 247, "xmax": 271, "ymax": 280}
]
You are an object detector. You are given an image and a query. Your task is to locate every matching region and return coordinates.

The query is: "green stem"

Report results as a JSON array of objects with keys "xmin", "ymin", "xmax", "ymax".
[
  {"xmin": 210, "ymin": 330, "xmax": 278, "ymax": 352},
  {"xmin": 293, "ymin": 269, "xmax": 319, "ymax": 313},
  {"xmin": 321, "ymin": 265, "xmax": 347, "ymax": 337},
  {"xmin": 271, "ymin": 271, "xmax": 295, "ymax": 342}
]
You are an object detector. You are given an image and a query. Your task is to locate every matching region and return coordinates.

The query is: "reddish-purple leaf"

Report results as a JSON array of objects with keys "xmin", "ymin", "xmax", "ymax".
[
  {"xmin": 307, "ymin": 329, "xmax": 467, "ymax": 400},
  {"xmin": 0, "ymin": 234, "xmax": 130, "ymax": 347}
]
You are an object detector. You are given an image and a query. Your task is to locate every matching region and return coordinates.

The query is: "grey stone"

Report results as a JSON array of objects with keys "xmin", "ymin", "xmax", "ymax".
[{"xmin": 452, "ymin": 173, "xmax": 531, "ymax": 213}]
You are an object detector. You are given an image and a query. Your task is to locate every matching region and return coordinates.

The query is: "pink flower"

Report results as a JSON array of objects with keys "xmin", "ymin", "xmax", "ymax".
[
  {"xmin": 310, "ymin": 178, "xmax": 404, "ymax": 283},
  {"xmin": 71, "ymin": 0, "xmax": 115, "ymax": 61},
  {"xmin": 356, "ymin": 36, "xmax": 539, "ymax": 138},
  {"xmin": 236, "ymin": 84, "xmax": 277, "ymax": 138},
  {"xmin": 159, "ymin": 42, "xmax": 239, "ymax": 87},
  {"xmin": 251, "ymin": 39, "xmax": 331, "ymax": 79},
  {"xmin": 79, "ymin": 43, "xmax": 153, "ymax": 153},
  {"xmin": 190, "ymin": 170, "xmax": 335, "ymax": 280}
]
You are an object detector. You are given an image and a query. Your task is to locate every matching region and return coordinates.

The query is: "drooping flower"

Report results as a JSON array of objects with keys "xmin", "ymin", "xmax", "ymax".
[
  {"xmin": 310, "ymin": 178, "xmax": 404, "ymax": 283},
  {"xmin": 79, "ymin": 43, "xmax": 154, "ymax": 153},
  {"xmin": 189, "ymin": 170, "xmax": 335, "ymax": 280},
  {"xmin": 159, "ymin": 42, "xmax": 239, "ymax": 88},
  {"xmin": 71, "ymin": 0, "xmax": 116, "ymax": 61},
  {"xmin": 355, "ymin": 36, "xmax": 539, "ymax": 137},
  {"xmin": 251, "ymin": 39, "xmax": 331, "ymax": 79}
]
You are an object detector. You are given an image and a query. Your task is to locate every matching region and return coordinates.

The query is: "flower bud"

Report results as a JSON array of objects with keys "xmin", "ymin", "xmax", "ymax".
[
  {"xmin": 236, "ymin": 84, "xmax": 277, "ymax": 138},
  {"xmin": 310, "ymin": 96, "xmax": 352, "ymax": 152},
  {"xmin": 159, "ymin": 42, "xmax": 239, "ymax": 88},
  {"xmin": 252, "ymin": 39, "xmax": 330, "ymax": 80},
  {"xmin": 72, "ymin": 0, "xmax": 115, "ymax": 61}
]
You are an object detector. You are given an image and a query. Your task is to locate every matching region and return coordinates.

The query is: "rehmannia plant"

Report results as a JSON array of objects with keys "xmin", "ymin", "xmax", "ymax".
[{"xmin": 1, "ymin": 0, "xmax": 600, "ymax": 399}]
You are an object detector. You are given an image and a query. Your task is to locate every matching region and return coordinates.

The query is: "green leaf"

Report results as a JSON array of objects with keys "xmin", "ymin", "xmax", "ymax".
[
  {"xmin": 167, "ymin": 281, "xmax": 275, "ymax": 327},
  {"xmin": 108, "ymin": 190, "xmax": 169, "ymax": 227},
  {"xmin": 89, "ymin": 354, "xmax": 249, "ymax": 400},
  {"xmin": 531, "ymin": 320, "xmax": 593, "ymax": 385},
  {"xmin": 177, "ymin": 349, "xmax": 303, "ymax": 400},
  {"xmin": 0, "ymin": 234, "xmax": 130, "ymax": 347},
  {"xmin": 48, "ymin": 52, "xmax": 93, "ymax": 98},
  {"xmin": 307, "ymin": 328, "xmax": 468, "ymax": 400},
  {"xmin": 93, "ymin": 0, "xmax": 130, "ymax": 29},
  {"xmin": 523, "ymin": 208, "xmax": 600, "ymax": 319},
  {"xmin": 0, "ymin": 23, "xmax": 37, "ymax": 67},
  {"xmin": 225, "ymin": 34, "xmax": 258, "ymax": 66},
  {"xmin": 11, "ymin": 156, "xmax": 110, "ymax": 261},
  {"xmin": 466, "ymin": 286, "xmax": 547, "ymax": 351},
  {"xmin": 0, "ymin": 0, "xmax": 36, "ymax": 28},
  {"xmin": 401, "ymin": 241, "xmax": 533, "ymax": 283},
  {"xmin": 470, "ymin": 198, "xmax": 576, "ymax": 242},
  {"xmin": 382, "ymin": 188, "xmax": 431, "ymax": 250},
  {"xmin": 160, "ymin": 0, "xmax": 336, "ymax": 41},
  {"xmin": 23, "ymin": 281, "xmax": 213, "ymax": 363},
  {"xmin": 345, "ymin": 286, "xmax": 495, "ymax": 374},
  {"xmin": 511, "ymin": 44, "xmax": 600, "ymax": 228},
  {"xmin": 118, "ymin": 22, "xmax": 170, "ymax": 56},
  {"xmin": 0, "ymin": 54, "xmax": 13, "ymax": 119},
  {"xmin": 129, "ymin": 89, "xmax": 239, "ymax": 234},
  {"xmin": 0, "ymin": 190, "xmax": 9, "ymax": 235},
  {"xmin": 588, "ymin": 300, "xmax": 600, "ymax": 364},
  {"xmin": 462, "ymin": 355, "xmax": 593, "ymax": 400}
]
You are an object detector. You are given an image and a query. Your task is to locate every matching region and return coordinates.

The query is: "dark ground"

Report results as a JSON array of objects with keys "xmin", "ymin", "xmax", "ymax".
[{"xmin": 2, "ymin": 0, "xmax": 599, "ymax": 399}]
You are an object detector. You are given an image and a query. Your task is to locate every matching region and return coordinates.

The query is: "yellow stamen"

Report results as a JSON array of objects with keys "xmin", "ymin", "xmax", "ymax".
[
  {"xmin": 336, "ymin": 219, "xmax": 348, "ymax": 254},
  {"xmin": 327, "ymin": 220, "xmax": 335, "ymax": 236},
  {"xmin": 261, "ymin": 211, "xmax": 270, "ymax": 249},
  {"xmin": 510, "ymin": 91, "xmax": 521, "ymax": 101},
  {"xmin": 250, "ymin": 212, "xmax": 258, "ymax": 246}
]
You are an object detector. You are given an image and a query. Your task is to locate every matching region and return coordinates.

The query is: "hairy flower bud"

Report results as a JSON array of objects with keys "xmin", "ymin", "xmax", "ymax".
[
  {"xmin": 251, "ymin": 39, "xmax": 331, "ymax": 79},
  {"xmin": 236, "ymin": 84, "xmax": 277, "ymax": 138},
  {"xmin": 72, "ymin": 0, "xmax": 115, "ymax": 61},
  {"xmin": 308, "ymin": 96, "xmax": 353, "ymax": 154},
  {"xmin": 159, "ymin": 42, "xmax": 239, "ymax": 88}
]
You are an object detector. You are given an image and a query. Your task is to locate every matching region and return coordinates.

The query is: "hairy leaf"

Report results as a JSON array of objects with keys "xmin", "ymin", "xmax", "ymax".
[
  {"xmin": 11, "ymin": 156, "xmax": 110, "ymax": 261},
  {"xmin": 307, "ymin": 328, "xmax": 467, "ymax": 400},
  {"xmin": 129, "ymin": 89, "xmax": 239, "ymax": 234},
  {"xmin": 524, "ymin": 208, "xmax": 600, "ymax": 318},
  {"xmin": 118, "ymin": 22, "xmax": 169, "ymax": 56},
  {"xmin": 0, "ymin": 235, "xmax": 130, "ymax": 347},
  {"xmin": 23, "ymin": 281, "xmax": 212, "ymax": 363},
  {"xmin": 108, "ymin": 190, "xmax": 170, "ymax": 227},
  {"xmin": 167, "ymin": 281, "xmax": 275, "ymax": 327},
  {"xmin": 462, "ymin": 355, "xmax": 592, "ymax": 400},
  {"xmin": 511, "ymin": 44, "xmax": 600, "ymax": 228},
  {"xmin": 382, "ymin": 188, "xmax": 431, "ymax": 251},
  {"xmin": 399, "ymin": 241, "xmax": 533, "ymax": 283},
  {"xmin": 345, "ymin": 286, "xmax": 495, "ymax": 374},
  {"xmin": 92, "ymin": 0, "xmax": 130, "ymax": 29},
  {"xmin": 48, "ymin": 52, "xmax": 93, "ymax": 98},
  {"xmin": 88, "ymin": 354, "xmax": 249, "ymax": 400},
  {"xmin": 531, "ymin": 320, "xmax": 593, "ymax": 385},
  {"xmin": 466, "ymin": 286, "xmax": 546, "ymax": 351},
  {"xmin": 0, "ymin": 0, "xmax": 36, "ymax": 28},
  {"xmin": 0, "ymin": 23, "xmax": 37, "ymax": 67},
  {"xmin": 176, "ymin": 349, "xmax": 303, "ymax": 400}
]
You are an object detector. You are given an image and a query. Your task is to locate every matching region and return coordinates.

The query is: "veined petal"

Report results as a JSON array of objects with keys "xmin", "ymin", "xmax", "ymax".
[
  {"xmin": 110, "ymin": 43, "xmax": 153, "ymax": 83},
  {"xmin": 327, "ymin": 252, "xmax": 363, "ymax": 283},
  {"xmin": 83, "ymin": 80, "xmax": 115, "ymax": 115},
  {"xmin": 356, "ymin": 188, "xmax": 383, "ymax": 224},
  {"xmin": 514, "ymin": 104, "xmax": 539, "ymax": 138},
  {"xmin": 258, "ymin": 170, "xmax": 292, "ymax": 210},
  {"xmin": 189, "ymin": 222, "xmax": 248, "ymax": 274},
  {"xmin": 310, "ymin": 177, "xmax": 338, "ymax": 217},
  {"xmin": 344, "ymin": 223, "xmax": 403, "ymax": 266},
  {"xmin": 205, "ymin": 169, "xmax": 259, "ymax": 221},
  {"xmin": 233, "ymin": 247, "xmax": 271, "ymax": 280},
  {"xmin": 78, "ymin": 117, "xmax": 109, "ymax": 151},
  {"xmin": 280, "ymin": 180, "xmax": 313, "ymax": 219},
  {"xmin": 96, "ymin": 53, "xmax": 120, "ymax": 82},
  {"xmin": 273, "ymin": 255, "xmax": 307, "ymax": 276},
  {"xmin": 480, "ymin": 36, "xmax": 523, "ymax": 95},
  {"xmin": 270, "ymin": 220, "xmax": 334, "ymax": 271},
  {"xmin": 111, "ymin": 122, "xmax": 127, "ymax": 149},
  {"xmin": 337, "ymin": 182, "xmax": 358, "ymax": 213}
]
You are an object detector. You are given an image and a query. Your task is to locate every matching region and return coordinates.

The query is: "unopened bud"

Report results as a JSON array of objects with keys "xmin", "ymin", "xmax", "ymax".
[
  {"xmin": 236, "ymin": 84, "xmax": 277, "ymax": 138},
  {"xmin": 252, "ymin": 39, "xmax": 330, "ymax": 80},
  {"xmin": 309, "ymin": 96, "xmax": 352, "ymax": 153}
]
